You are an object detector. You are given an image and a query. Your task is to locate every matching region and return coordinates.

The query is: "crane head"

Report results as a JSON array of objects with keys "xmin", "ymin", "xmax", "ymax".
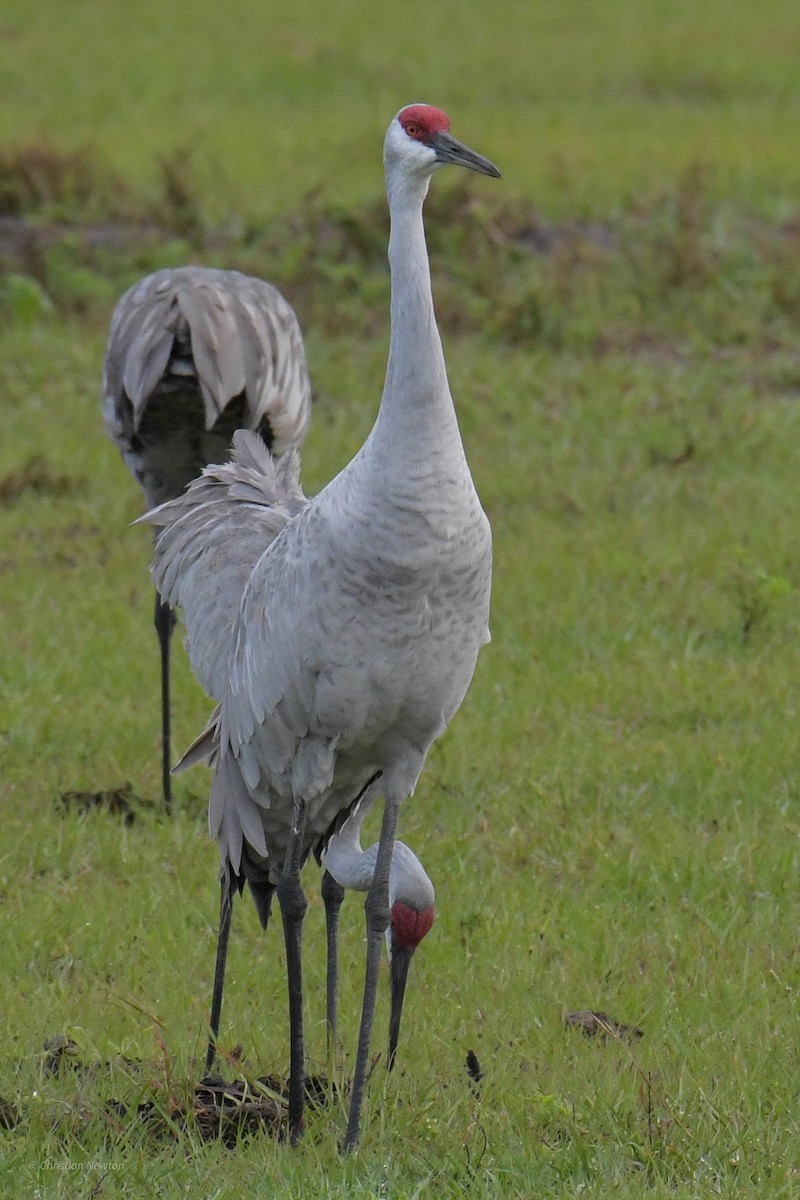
[
  {"xmin": 387, "ymin": 104, "xmax": 501, "ymax": 180},
  {"xmin": 390, "ymin": 899, "xmax": 435, "ymax": 952},
  {"xmin": 387, "ymin": 900, "xmax": 435, "ymax": 1070}
]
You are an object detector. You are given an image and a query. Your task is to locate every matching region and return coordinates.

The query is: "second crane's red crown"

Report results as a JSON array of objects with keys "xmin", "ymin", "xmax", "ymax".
[{"xmin": 391, "ymin": 901, "xmax": 436, "ymax": 950}]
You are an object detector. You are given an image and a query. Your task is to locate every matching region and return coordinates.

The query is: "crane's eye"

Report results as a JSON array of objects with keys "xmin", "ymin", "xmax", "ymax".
[{"xmin": 405, "ymin": 123, "xmax": 419, "ymax": 138}]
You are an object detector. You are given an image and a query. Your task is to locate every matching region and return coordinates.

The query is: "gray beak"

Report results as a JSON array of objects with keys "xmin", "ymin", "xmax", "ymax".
[
  {"xmin": 432, "ymin": 130, "xmax": 501, "ymax": 178},
  {"xmin": 388, "ymin": 942, "xmax": 415, "ymax": 1071}
]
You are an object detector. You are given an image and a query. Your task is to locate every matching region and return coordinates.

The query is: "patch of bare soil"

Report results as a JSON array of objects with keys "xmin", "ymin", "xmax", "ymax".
[
  {"xmin": 0, "ymin": 1094, "xmax": 21, "ymax": 1130},
  {"xmin": 56, "ymin": 783, "xmax": 145, "ymax": 825},
  {"xmin": 13, "ymin": 1036, "xmax": 337, "ymax": 1146},
  {"xmin": 0, "ymin": 456, "xmax": 84, "ymax": 504},
  {"xmin": 565, "ymin": 1009, "xmax": 644, "ymax": 1042},
  {"xmin": 108, "ymin": 1075, "xmax": 287, "ymax": 1145}
]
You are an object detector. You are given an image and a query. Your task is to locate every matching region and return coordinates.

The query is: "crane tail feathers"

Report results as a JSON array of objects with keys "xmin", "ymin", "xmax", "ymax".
[
  {"xmin": 246, "ymin": 878, "xmax": 275, "ymax": 931},
  {"xmin": 173, "ymin": 708, "xmax": 220, "ymax": 774}
]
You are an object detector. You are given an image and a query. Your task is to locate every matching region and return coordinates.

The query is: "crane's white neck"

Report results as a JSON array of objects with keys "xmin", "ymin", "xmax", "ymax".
[
  {"xmin": 322, "ymin": 804, "xmax": 435, "ymax": 912},
  {"xmin": 378, "ymin": 160, "xmax": 451, "ymax": 423}
]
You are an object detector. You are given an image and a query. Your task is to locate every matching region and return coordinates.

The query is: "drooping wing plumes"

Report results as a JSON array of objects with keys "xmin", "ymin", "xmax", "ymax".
[
  {"xmin": 138, "ymin": 422, "xmax": 358, "ymax": 884},
  {"xmin": 138, "ymin": 429, "xmax": 306, "ymax": 703}
]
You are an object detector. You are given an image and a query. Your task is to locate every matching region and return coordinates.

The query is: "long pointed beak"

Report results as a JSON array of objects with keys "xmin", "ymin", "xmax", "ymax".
[
  {"xmin": 432, "ymin": 130, "xmax": 501, "ymax": 178},
  {"xmin": 388, "ymin": 943, "xmax": 415, "ymax": 1071}
]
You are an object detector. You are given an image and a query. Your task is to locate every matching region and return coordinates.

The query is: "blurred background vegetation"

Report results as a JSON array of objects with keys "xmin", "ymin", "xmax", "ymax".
[{"xmin": 1, "ymin": 2, "xmax": 800, "ymax": 1197}]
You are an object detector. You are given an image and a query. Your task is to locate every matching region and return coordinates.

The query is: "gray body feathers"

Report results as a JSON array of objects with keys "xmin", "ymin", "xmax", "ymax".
[
  {"xmin": 102, "ymin": 266, "xmax": 312, "ymax": 507},
  {"xmin": 142, "ymin": 417, "xmax": 491, "ymax": 896}
]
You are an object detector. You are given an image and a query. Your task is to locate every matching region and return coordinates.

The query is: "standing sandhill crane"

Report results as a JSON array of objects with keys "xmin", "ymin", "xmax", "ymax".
[
  {"xmin": 101, "ymin": 267, "xmax": 312, "ymax": 808},
  {"xmin": 140, "ymin": 104, "xmax": 499, "ymax": 1150}
]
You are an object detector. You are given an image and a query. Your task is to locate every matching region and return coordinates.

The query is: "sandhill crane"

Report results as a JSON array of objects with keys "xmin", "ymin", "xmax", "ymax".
[
  {"xmin": 140, "ymin": 104, "xmax": 499, "ymax": 1150},
  {"xmin": 101, "ymin": 267, "xmax": 312, "ymax": 807},
  {"xmin": 320, "ymin": 786, "xmax": 435, "ymax": 1070}
]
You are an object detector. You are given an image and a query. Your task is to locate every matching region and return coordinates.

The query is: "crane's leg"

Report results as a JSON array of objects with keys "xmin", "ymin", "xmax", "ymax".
[
  {"xmin": 343, "ymin": 798, "xmax": 400, "ymax": 1154},
  {"xmin": 276, "ymin": 793, "xmax": 308, "ymax": 1146},
  {"xmin": 154, "ymin": 589, "xmax": 176, "ymax": 811},
  {"xmin": 321, "ymin": 869, "xmax": 345, "ymax": 1055},
  {"xmin": 204, "ymin": 870, "xmax": 236, "ymax": 1074}
]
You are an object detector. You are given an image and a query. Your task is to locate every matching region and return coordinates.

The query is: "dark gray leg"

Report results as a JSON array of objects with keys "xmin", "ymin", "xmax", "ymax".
[
  {"xmin": 276, "ymin": 793, "xmax": 308, "ymax": 1146},
  {"xmin": 343, "ymin": 799, "xmax": 399, "ymax": 1153},
  {"xmin": 321, "ymin": 869, "xmax": 345, "ymax": 1054},
  {"xmin": 154, "ymin": 589, "xmax": 176, "ymax": 810},
  {"xmin": 205, "ymin": 872, "xmax": 235, "ymax": 1074}
]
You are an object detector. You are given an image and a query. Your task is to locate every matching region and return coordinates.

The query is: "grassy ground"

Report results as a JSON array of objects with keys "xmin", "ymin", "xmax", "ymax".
[{"xmin": 2, "ymin": 2, "xmax": 800, "ymax": 1197}]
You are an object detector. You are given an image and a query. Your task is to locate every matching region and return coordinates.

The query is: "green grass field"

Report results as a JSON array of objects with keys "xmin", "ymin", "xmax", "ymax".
[{"xmin": 2, "ymin": 2, "xmax": 800, "ymax": 1196}]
